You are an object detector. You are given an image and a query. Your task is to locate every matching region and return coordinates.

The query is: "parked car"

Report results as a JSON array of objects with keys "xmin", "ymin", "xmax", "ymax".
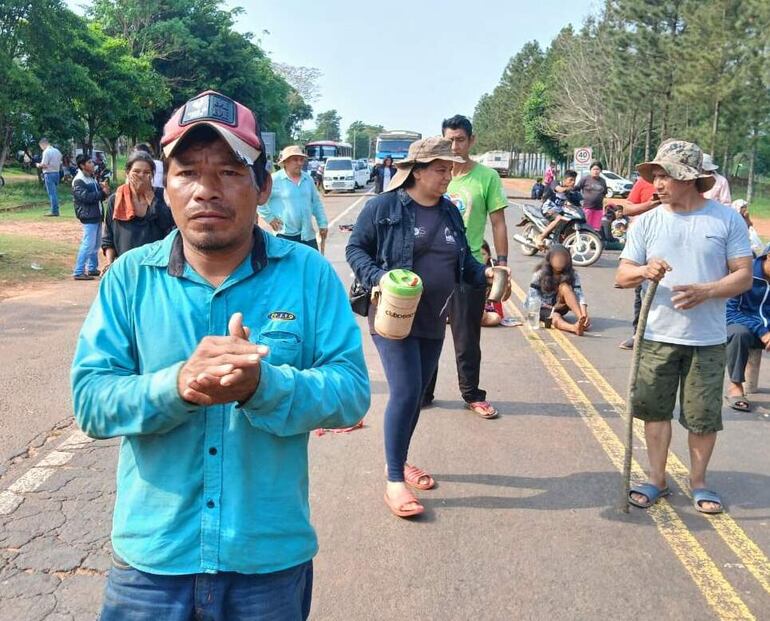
[
  {"xmin": 600, "ymin": 170, "xmax": 634, "ymax": 198},
  {"xmin": 323, "ymin": 157, "xmax": 356, "ymax": 192},
  {"xmin": 353, "ymin": 159, "xmax": 370, "ymax": 188}
]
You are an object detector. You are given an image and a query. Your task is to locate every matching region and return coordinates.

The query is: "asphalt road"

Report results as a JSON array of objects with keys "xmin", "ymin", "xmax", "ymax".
[{"xmin": 1, "ymin": 190, "xmax": 769, "ymax": 620}]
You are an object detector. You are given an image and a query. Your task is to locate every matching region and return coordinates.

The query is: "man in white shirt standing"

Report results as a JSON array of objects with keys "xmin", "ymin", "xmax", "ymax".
[
  {"xmin": 702, "ymin": 153, "xmax": 732, "ymax": 206},
  {"xmin": 37, "ymin": 137, "xmax": 63, "ymax": 217},
  {"xmin": 616, "ymin": 139, "xmax": 752, "ymax": 515}
]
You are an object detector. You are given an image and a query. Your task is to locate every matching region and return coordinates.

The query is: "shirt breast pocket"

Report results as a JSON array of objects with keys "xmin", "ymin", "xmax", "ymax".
[
  {"xmin": 704, "ymin": 234, "xmax": 727, "ymax": 254},
  {"xmin": 257, "ymin": 323, "xmax": 303, "ymax": 367}
]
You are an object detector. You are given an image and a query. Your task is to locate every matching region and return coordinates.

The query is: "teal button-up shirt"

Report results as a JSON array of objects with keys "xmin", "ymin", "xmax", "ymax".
[
  {"xmin": 259, "ymin": 170, "xmax": 328, "ymax": 241},
  {"xmin": 71, "ymin": 228, "xmax": 369, "ymax": 575}
]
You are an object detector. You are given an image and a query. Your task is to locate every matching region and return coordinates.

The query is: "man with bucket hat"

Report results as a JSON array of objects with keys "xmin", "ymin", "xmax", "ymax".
[
  {"xmin": 615, "ymin": 139, "xmax": 752, "ymax": 515},
  {"xmin": 259, "ymin": 145, "xmax": 328, "ymax": 251},
  {"xmin": 72, "ymin": 90, "xmax": 369, "ymax": 619}
]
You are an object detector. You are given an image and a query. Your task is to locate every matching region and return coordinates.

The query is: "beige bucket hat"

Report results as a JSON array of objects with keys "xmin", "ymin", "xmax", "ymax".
[
  {"xmin": 636, "ymin": 139, "xmax": 716, "ymax": 193},
  {"xmin": 386, "ymin": 136, "xmax": 465, "ymax": 192},
  {"xmin": 277, "ymin": 145, "xmax": 307, "ymax": 165}
]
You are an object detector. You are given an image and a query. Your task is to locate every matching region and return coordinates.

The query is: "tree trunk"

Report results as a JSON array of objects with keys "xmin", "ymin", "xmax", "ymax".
[
  {"xmin": 747, "ymin": 131, "xmax": 756, "ymax": 203},
  {"xmin": 710, "ymin": 99, "xmax": 721, "ymax": 156},
  {"xmin": 0, "ymin": 123, "xmax": 12, "ymax": 178},
  {"xmin": 644, "ymin": 108, "xmax": 653, "ymax": 161}
]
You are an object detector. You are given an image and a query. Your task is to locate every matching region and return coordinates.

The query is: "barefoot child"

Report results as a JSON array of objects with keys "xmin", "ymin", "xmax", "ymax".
[{"xmin": 527, "ymin": 245, "xmax": 590, "ymax": 334}]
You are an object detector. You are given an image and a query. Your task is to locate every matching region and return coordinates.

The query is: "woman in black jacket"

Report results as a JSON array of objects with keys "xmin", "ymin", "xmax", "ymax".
[
  {"xmin": 72, "ymin": 154, "xmax": 110, "ymax": 280},
  {"xmin": 372, "ymin": 156, "xmax": 397, "ymax": 194},
  {"xmin": 346, "ymin": 137, "xmax": 510, "ymax": 518},
  {"xmin": 101, "ymin": 151, "xmax": 175, "ymax": 271}
]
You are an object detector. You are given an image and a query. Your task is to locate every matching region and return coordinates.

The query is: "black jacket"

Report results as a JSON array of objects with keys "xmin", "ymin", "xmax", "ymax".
[
  {"xmin": 372, "ymin": 165, "xmax": 397, "ymax": 194},
  {"xmin": 345, "ymin": 188, "xmax": 487, "ymax": 291},
  {"xmin": 72, "ymin": 173, "xmax": 106, "ymax": 224}
]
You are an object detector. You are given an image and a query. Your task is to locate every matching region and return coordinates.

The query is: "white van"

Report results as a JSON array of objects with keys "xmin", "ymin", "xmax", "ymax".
[{"xmin": 323, "ymin": 157, "xmax": 356, "ymax": 192}]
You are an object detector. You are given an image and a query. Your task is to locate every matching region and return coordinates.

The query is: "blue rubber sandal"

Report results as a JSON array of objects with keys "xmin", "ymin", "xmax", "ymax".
[
  {"xmin": 692, "ymin": 488, "xmax": 724, "ymax": 514},
  {"xmin": 628, "ymin": 483, "xmax": 671, "ymax": 509}
]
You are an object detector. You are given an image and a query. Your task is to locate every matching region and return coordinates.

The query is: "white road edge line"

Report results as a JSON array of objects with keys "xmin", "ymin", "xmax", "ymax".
[
  {"xmin": 0, "ymin": 429, "xmax": 93, "ymax": 516},
  {"xmin": 328, "ymin": 192, "xmax": 371, "ymax": 230}
]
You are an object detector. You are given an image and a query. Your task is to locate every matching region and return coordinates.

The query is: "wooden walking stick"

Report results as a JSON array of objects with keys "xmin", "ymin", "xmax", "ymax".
[{"xmin": 619, "ymin": 280, "xmax": 659, "ymax": 513}]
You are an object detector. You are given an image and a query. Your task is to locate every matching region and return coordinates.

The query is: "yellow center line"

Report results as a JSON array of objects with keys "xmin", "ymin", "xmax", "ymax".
[
  {"xmin": 508, "ymin": 279, "xmax": 770, "ymax": 599},
  {"xmin": 504, "ymin": 298, "xmax": 755, "ymax": 620}
]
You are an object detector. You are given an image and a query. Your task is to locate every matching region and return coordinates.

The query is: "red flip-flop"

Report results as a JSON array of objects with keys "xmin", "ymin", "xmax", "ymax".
[{"xmin": 466, "ymin": 401, "xmax": 499, "ymax": 419}]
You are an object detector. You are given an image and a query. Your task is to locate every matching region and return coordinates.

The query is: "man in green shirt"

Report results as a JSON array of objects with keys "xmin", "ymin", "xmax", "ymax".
[{"xmin": 424, "ymin": 115, "xmax": 509, "ymax": 419}]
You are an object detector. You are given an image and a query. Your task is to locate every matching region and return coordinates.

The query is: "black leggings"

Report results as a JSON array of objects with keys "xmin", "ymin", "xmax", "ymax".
[{"xmin": 373, "ymin": 334, "xmax": 444, "ymax": 482}]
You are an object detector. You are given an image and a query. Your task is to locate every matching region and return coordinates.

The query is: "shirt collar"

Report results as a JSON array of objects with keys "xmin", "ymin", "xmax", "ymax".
[{"xmin": 141, "ymin": 226, "xmax": 291, "ymax": 277}]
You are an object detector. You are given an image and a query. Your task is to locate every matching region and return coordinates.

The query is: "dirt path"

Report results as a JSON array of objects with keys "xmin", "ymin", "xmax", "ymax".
[{"xmin": 0, "ymin": 220, "xmax": 82, "ymax": 244}]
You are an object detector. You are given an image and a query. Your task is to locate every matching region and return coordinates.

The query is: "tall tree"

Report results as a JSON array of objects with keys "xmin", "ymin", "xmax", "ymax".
[
  {"xmin": 313, "ymin": 110, "xmax": 341, "ymax": 141},
  {"xmin": 346, "ymin": 121, "xmax": 384, "ymax": 159}
]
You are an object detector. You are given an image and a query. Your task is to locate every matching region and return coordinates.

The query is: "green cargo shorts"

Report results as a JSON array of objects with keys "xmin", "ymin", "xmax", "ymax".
[{"xmin": 631, "ymin": 340, "xmax": 726, "ymax": 434}]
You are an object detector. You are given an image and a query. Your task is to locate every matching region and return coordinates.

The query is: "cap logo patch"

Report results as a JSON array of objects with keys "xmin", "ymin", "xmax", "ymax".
[{"xmin": 181, "ymin": 93, "xmax": 237, "ymax": 127}]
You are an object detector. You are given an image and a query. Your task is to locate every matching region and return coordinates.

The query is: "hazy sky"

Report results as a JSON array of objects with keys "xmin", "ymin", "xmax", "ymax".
[{"xmin": 67, "ymin": 0, "xmax": 600, "ymax": 138}]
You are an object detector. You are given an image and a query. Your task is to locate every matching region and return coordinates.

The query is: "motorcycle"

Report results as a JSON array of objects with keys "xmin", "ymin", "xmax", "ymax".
[{"xmin": 513, "ymin": 201, "xmax": 604, "ymax": 267}]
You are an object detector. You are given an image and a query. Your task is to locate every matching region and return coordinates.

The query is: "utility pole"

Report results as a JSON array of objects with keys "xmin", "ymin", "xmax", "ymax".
[{"xmin": 352, "ymin": 129, "xmax": 357, "ymax": 159}]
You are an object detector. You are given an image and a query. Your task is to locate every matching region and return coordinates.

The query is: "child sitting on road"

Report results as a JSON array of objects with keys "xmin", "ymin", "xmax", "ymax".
[
  {"xmin": 481, "ymin": 240, "xmax": 503, "ymax": 327},
  {"xmin": 527, "ymin": 244, "xmax": 590, "ymax": 335},
  {"xmin": 530, "ymin": 177, "xmax": 545, "ymax": 200}
]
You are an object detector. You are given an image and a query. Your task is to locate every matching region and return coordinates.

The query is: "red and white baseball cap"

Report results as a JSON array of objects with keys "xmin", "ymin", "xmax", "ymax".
[{"xmin": 161, "ymin": 90, "xmax": 263, "ymax": 165}]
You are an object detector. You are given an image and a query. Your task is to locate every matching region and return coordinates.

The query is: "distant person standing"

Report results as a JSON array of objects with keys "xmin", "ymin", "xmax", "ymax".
[
  {"xmin": 702, "ymin": 153, "xmax": 732, "ymax": 206},
  {"xmin": 373, "ymin": 156, "xmax": 397, "ymax": 194},
  {"xmin": 258, "ymin": 145, "xmax": 328, "ymax": 250},
  {"xmin": 423, "ymin": 114, "xmax": 509, "ymax": 420},
  {"xmin": 575, "ymin": 161, "xmax": 607, "ymax": 231},
  {"xmin": 544, "ymin": 161, "xmax": 557, "ymax": 188},
  {"xmin": 72, "ymin": 154, "xmax": 109, "ymax": 280},
  {"xmin": 37, "ymin": 137, "xmax": 63, "ymax": 217}
]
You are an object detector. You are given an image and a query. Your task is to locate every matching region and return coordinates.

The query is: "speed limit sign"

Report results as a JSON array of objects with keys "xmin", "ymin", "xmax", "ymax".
[{"xmin": 574, "ymin": 147, "xmax": 592, "ymax": 166}]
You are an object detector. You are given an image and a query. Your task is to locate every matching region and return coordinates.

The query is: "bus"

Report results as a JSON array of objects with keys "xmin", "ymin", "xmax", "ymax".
[
  {"xmin": 374, "ymin": 131, "xmax": 422, "ymax": 164},
  {"xmin": 304, "ymin": 140, "xmax": 353, "ymax": 163}
]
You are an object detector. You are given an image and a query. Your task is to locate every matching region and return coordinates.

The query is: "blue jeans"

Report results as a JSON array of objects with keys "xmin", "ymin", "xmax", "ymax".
[
  {"xmin": 73, "ymin": 222, "xmax": 101, "ymax": 276},
  {"xmin": 373, "ymin": 334, "xmax": 444, "ymax": 482},
  {"xmin": 43, "ymin": 172, "xmax": 60, "ymax": 215},
  {"xmin": 100, "ymin": 558, "xmax": 313, "ymax": 621}
]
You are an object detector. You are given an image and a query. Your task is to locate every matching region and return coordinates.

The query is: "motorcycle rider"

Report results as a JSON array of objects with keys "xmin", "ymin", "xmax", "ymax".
[{"xmin": 536, "ymin": 169, "xmax": 581, "ymax": 248}]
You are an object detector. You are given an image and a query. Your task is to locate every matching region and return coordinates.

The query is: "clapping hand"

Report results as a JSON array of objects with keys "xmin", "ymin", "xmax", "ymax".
[{"xmin": 178, "ymin": 313, "xmax": 270, "ymax": 406}]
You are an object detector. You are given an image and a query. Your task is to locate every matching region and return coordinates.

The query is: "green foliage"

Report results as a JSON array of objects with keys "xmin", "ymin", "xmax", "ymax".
[
  {"xmin": 346, "ymin": 121, "xmax": 384, "ymax": 159},
  {"xmin": 313, "ymin": 110, "xmax": 342, "ymax": 141},
  {"xmin": 474, "ymin": 0, "xmax": 770, "ymax": 189},
  {"xmin": 0, "ymin": 0, "xmax": 312, "ymax": 174}
]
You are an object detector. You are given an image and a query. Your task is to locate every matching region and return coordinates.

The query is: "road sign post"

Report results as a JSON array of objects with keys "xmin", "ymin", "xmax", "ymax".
[{"xmin": 574, "ymin": 147, "xmax": 593, "ymax": 177}]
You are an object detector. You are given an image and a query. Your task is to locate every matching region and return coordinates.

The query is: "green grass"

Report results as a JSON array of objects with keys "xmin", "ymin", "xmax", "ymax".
[
  {"xmin": 0, "ymin": 233, "xmax": 75, "ymax": 293},
  {"xmin": 0, "ymin": 201, "xmax": 77, "ymax": 222},
  {"xmin": 746, "ymin": 196, "xmax": 770, "ymax": 220},
  {"xmin": 0, "ymin": 179, "xmax": 63, "ymax": 212}
]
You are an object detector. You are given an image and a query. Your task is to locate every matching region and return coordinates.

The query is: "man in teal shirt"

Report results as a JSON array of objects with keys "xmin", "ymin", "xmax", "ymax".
[
  {"xmin": 259, "ymin": 145, "xmax": 328, "ymax": 251},
  {"xmin": 71, "ymin": 91, "xmax": 369, "ymax": 620}
]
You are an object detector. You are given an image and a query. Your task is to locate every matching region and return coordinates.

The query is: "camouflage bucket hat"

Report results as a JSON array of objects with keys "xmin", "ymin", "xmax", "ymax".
[
  {"xmin": 386, "ymin": 136, "xmax": 464, "ymax": 192},
  {"xmin": 637, "ymin": 139, "xmax": 716, "ymax": 193}
]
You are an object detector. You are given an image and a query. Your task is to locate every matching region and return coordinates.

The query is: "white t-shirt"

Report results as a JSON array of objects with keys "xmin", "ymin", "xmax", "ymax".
[
  {"xmin": 41, "ymin": 146, "xmax": 63, "ymax": 173},
  {"xmin": 621, "ymin": 200, "xmax": 751, "ymax": 346},
  {"xmin": 383, "ymin": 167, "xmax": 392, "ymax": 189},
  {"xmin": 152, "ymin": 159, "xmax": 164, "ymax": 189}
]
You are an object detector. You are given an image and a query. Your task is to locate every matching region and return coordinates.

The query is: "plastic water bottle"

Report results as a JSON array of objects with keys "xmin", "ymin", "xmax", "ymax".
[{"xmin": 526, "ymin": 297, "xmax": 541, "ymax": 330}]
